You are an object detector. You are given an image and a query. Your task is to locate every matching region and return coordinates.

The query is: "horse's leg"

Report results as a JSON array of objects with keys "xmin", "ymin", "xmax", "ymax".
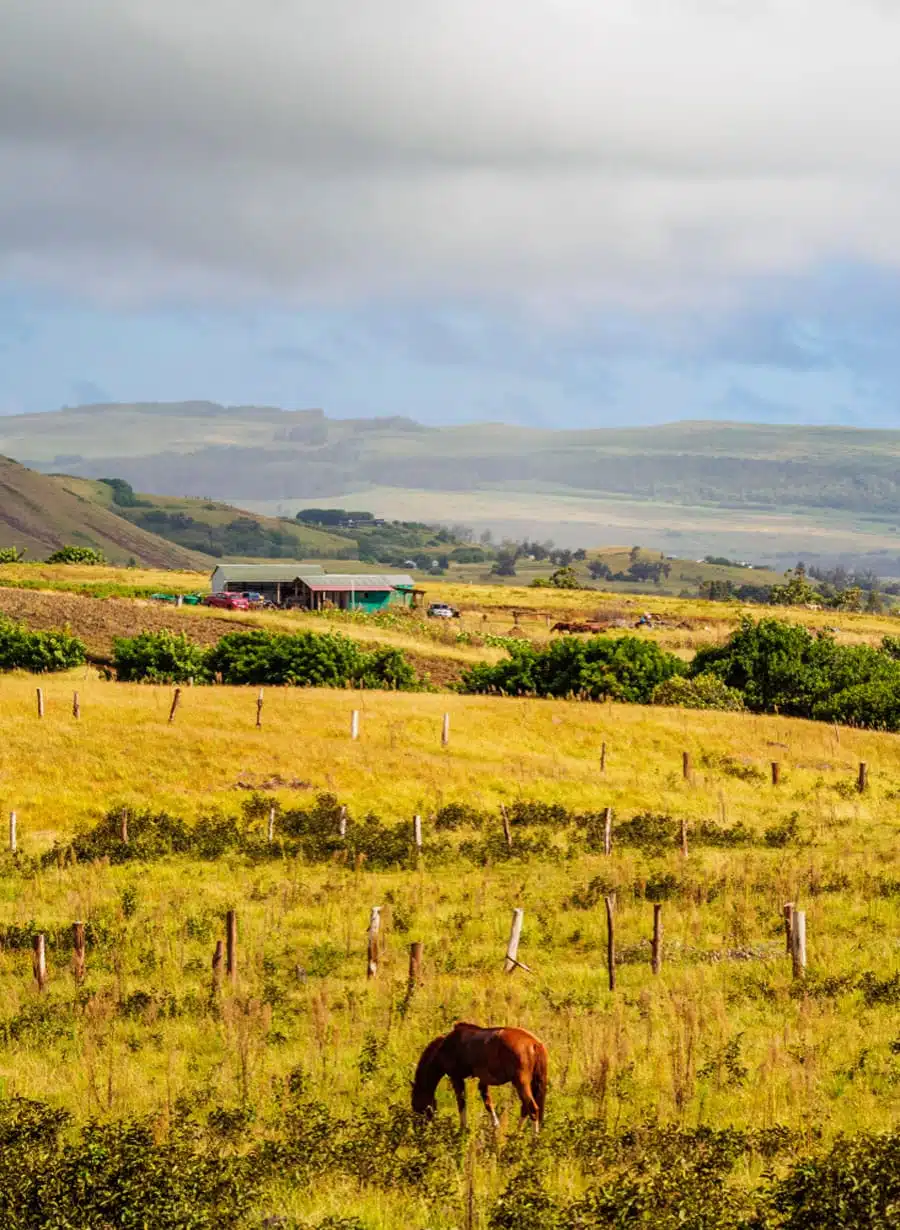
[
  {"xmin": 478, "ymin": 1081, "xmax": 500, "ymax": 1129},
  {"xmin": 512, "ymin": 1074, "xmax": 540, "ymax": 1135},
  {"xmin": 450, "ymin": 1075, "xmax": 467, "ymax": 1131}
]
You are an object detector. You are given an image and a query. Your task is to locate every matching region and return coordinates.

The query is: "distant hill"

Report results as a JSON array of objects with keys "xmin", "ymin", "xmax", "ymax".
[
  {"xmin": 6, "ymin": 403, "xmax": 900, "ymax": 517},
  {"xmin": 57, "ymin": 477, "xmax": 356, "ymax": 561},
  {"xmin": 0, "ymin": 456, "xmax": 207, "ymax": 568}
]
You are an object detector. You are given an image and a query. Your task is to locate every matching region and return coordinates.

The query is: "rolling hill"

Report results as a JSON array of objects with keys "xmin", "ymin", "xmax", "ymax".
[
  {"xmin": 0, "ymin": 456, "xmax": 208, "ymax": 568},
  {"xmin": 6, "ymin": 403, "xmax": 900, "ymax": 567}
]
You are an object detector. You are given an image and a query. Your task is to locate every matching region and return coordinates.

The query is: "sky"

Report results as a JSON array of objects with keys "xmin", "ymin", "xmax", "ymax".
[{"xmin": 2, "ymin": 0, "xmax": 900, "ymax": 428}]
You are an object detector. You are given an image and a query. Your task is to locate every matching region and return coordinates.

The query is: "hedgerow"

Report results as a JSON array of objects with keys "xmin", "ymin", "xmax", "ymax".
[
  {"xmin": 112, "ymin": 629, "xmax": 210, "ymax": 683},
  {"xmin": 0, "ymin": 616, "xmax": 86, "ymax": 673}
]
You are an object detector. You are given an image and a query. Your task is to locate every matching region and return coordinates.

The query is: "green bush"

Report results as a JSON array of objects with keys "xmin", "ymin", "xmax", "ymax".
[
  {"xmin": 766, "ymin": 1131, "xmax": 900, "ymax": 1228},
  {"xmin": 0, "ymin": 616, "xmax": 86, "ymax": 673},
  {"xmin": 207, "ymin": 629, "xmax": 418, "ymax": 689},
  {"xmin": 113, "ymin": 630, "xmax": 210, "ymax": 683},
  {"xmin": 460, "ymin": 634, "xmax": 683, "ymax": 701},
  {"xmin": 45, "ymin": 545, "xmax": 107, "ymax": 564},
  {"xmin": 0, "ymin": 546, "xmax": 26, "ymax": 563},
  {"xmin": 652, "ymin": 672, "xmax": 745, "ymax": 711}
]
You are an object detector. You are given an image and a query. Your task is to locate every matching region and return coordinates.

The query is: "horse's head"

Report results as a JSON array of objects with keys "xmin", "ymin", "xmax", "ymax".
[
  {"xmin": 410, "ymin": 1082, "xmax": 437, "ymax": 1118},
  {"xmin": 411, "ymin": 1033, "xmax": 445, "ymax": 1118}
]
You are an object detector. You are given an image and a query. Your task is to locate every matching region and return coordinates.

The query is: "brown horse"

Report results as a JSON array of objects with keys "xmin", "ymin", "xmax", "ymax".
[{"xmin": 411, "ymin": 1021, "xmax": 547, "ymax": 1133}]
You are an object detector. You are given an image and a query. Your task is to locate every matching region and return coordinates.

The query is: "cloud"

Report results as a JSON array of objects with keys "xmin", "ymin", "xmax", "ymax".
[{"xmin": 3, "ymin": 0, "xmax": 900, "ymax": 310}]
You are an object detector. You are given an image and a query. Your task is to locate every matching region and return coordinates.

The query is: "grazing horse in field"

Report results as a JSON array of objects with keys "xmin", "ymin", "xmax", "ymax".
[{"xmin": 411, "ymin": 1021, "xmax": 547, "ymax": 1133}]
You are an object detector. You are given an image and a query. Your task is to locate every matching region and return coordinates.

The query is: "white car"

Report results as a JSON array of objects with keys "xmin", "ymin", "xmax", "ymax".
[{"xmin": 427, "ymin": 602, "xmax": 458, "ymax": 618}]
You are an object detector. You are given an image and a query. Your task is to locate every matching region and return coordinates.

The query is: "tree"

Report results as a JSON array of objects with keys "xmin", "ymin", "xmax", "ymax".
[
  {"xmin": 0, "ymin": 546, "xmax": 26, "ymax": 563},
  {"xmin": 549, "ymin": 566, "xmax": 580, "ymax": 589},
  {"xmin": 46, "ymin": 546, "xmax": 107, "ymax": 565},
  {"xmin": 769, "ymin": 565, "xmax": 819, "ymax": 606},
  {"xmin": 491, "ymin": 551, "xmax": 517, "ymax": 577}
]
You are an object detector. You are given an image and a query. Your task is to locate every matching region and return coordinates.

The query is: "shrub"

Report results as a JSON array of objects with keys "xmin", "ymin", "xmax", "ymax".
[
  {"xmin": 45, "ymin": 545, "xmax": 107, "ymax": 564},
  {"xmin": 0, "ymin": 546, "xmax": 26, "ymax": 563},
  {"xmin": 460, "ymin": 635, "xmax": 683, "ymax": 701},
  {"xmin": 113, "ymin": 630, "xmax": 210, "ymax": 683},
  {"xmin": 207, "ymin": 630, "xmax": 418, "ymax": 690},
  {"xmin": 652, "ymin": 672, "xmax": 745, "ymax": 711},
  {"xmin": 767, "ymin": 1130, "xmax": 900, "ymax": 1228},
  {"xmin": 0, "ymin": 616, "xmax": 86, "ymax": 673}
]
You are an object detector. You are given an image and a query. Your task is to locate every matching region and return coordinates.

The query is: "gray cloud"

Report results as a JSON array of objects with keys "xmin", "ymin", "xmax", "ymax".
[{"xmin": 3, "ymin": 1, "xmax": 900, "ymax": 307}]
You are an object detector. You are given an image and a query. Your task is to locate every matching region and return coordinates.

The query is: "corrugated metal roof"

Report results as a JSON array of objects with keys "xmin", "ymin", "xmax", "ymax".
[
  {"xmin": 211, "ymin": 564, "xmax": 324, "ymax": 582},
  {"xmin": 302, "ymin": 573, "xmax": 416, "ymax": 592}
]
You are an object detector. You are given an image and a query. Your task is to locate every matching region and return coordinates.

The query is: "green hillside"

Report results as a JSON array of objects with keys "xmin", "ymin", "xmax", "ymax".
[
  {"xmin": 0, "ymin": 456, "xmax": 208, "ymax": 568},
  {"xmin": 58, "ymin": 477, "xmax": 355, "ymax": 560}
]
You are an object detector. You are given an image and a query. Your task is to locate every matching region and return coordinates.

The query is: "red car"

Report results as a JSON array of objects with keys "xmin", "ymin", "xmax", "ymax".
[{"xmin": 203, "ymin": 592, "xmax": 251, "ymax": 610}]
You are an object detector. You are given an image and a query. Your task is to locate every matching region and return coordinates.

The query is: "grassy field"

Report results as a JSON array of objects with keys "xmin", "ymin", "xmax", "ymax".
[{"xmin": 1, "ymin": 670, "xmax": 900, "ymax": 1224}]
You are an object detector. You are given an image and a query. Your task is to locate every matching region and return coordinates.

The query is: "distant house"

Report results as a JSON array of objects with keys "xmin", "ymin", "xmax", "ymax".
[{"xmin": 209, "ymin": 564, "xmax": 418, "ymax": 611}]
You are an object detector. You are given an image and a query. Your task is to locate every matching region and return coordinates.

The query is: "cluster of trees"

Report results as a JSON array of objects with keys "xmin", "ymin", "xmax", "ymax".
[
  {"xmin": 462, "ymin": 616, "xmax": 900, "ymax": 731},
  {"xmin": 130, "ymin": 510, "xmax": 320, "ymax": 560},
  {"xmin": 701, "ymin": 565, "xmax": 887, "ymax": 612}
]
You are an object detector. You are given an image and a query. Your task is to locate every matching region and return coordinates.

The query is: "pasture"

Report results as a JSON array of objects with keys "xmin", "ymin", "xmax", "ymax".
[{"xmin": 1, "ymin": 670, "xmax": 900, "ymax": 1225}]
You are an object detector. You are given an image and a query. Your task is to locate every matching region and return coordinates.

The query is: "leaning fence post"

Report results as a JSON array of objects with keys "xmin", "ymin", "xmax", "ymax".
[
  {"xmin": 651, "ymin": 903, "xmax": 662, "ymax": 975},
  {"xmin": 682, "ymin": 750, "xmax": 691, "ymax": 781},
  {"xmin": 771, "ymin": 761, "xmax": 781, "ymax": 786},
  {"xmin": 72, "ymin": 921, "xmax": 86, "ymax": 982},
  {"xmin": 72, "ymin": 691, "xmax": 80, "ymax": 720},
  {"xmin": 211, "ymin": 940, "xmax": 224, "ymax": 998},
  {"xmin": 120, "ymin": 810, "xmax": 128, "ymax": 845},
  {"xmin": 367, "ymin": 906, "xmax": 382, "ymax": 979},
  {"xmin": 350, "ymin": 710, "xmax": 360, "ymax": 740},
  {"xmin": 256, "ymin": 689, "xmax": 264, "ymax": 729},
  {"xmin": 168, "ymin": 688, "xmax": 181, "ymax": 723},
  {"xmin": 783, "ymin": 902, "xmax": 794, "ymax": 956},
  {"xmin": 441, "ymin": 713, "xmax": 450, "ymax": 747},
  {"xmin": 267, "ymin": 805, "xmax": 275, "ymax": 843},
  {"xmin": 500, "ymin": 804, "xmax": 513, "ymax": 851},
  {"xmin": 36, "ymin": 688, "xmax": 44, "ymax": 719},
  {"xmin": 8, "ymin": 811, "xmax": 16, "ymax": 854},
  {"xmin": 504, "ymin": 908, "xmax": 524, "ymax": 973},
  {"xmin": 857, "ymin": 762, "xmax": 868, "ymax": 793},
  {"xmin": 32, "ymin": 933, "xmax": 47, "ymax": 991},
  {"xmin": 791, "ymin": 910, "xmax": 807, "ymax": 978},
  {"xmin": 605, "ymin": 895, "xmax": 616, "ymax": 991},
  {"xmin": 413, "ymin": 814, "xmax": 422, "ymax": 851},
  {"xmin": 603, "ymin": 806, "xmax": 612, "ymax": 857},
  {"xmin": 600, "ymin": 741, "xmax": 607, "ymax": 773},
  {"xmin": 680, "ymin": 817, "xmax": 689, "ymax": 858},
  {"xmin": 226, "ymin": 910, "xmax": 237, "ymax": 984},
  {"xmin": 338, "ymin": 804, "xmax": 348, "ymax": 839}
]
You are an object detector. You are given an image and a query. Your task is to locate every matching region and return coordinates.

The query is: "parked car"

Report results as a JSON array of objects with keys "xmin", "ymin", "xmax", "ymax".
[
  {"xmin": 203, "ymin": 593, "xmax": 251, "ymax": 610},
  {"xmin": 239, "ymin": 591, "xmax": 274, "ymax": 609},
  {"xmin": 427, "ymin": 602, "xmax": 459, "ymax": 619}
]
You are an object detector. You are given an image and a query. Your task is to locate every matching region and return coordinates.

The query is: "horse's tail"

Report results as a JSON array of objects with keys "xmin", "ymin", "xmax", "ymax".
[{"xmin": 531, "ymin": 1042, "xmax": 548, "ymax": 1125}]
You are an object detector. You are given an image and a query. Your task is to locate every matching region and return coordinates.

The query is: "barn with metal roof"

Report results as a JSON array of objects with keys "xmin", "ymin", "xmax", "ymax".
[{"xmin": 210, "ymin": 563, "xmax": 417, "ymax": 610}]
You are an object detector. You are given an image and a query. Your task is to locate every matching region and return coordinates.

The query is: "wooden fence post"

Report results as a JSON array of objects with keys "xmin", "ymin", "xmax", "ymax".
[
  {"xmin": 682, "ymin": 750, "xmax": 691, "ymax": 781},
  {"xmin": 226, "ymin": 910, "xmax": 237, "ymax": 984},
  {"xmin": 168, "ymin": 688, "xmax": 181, "ymax": 723},
  {"xmin": 120, "ymin": 810, "xmax": 128, "ymax": 845},
  {"xmin": 367, "ymin": 906, "xmax": 382, "ymax": 979},
  {"xmin": 771, "ymin": 761, "xmax": 781, "ymax": 786},
  {"xmin": 500, "ymin": 804, "xmax": 513, "ymax": 851},
  {"xmin": 791, "ymin": 909, "xmax": 806, "ymax": 979},
  {"xmin": 8, "ymin": 811, "xmax": 16, "ymax": 854},
  {"xmin": 600, "ymin": 741, "xmax": 607, "ymax": 773},
  {"xmin": 408, "ymin": 941, "xmax": 423, "ymax": 988},
  {"xmin": 857, "ymin": 762, "xmax": 868, "ymax": 793},
  {"xmin": 256, "ymin": 689, "xmax": 264, "ymax": 729},
  {"xmin": 350, "ymin": 709, "xmax": 360, "ymax": 740},
  {"xmin": 603, "ymin": 806, "xmax": 612, "ymax": 857},
  {"xmin": 441, "ymin": 713, "xmax": 450, "ymax": 747},
  {"xmin": 32, "ymin": 933, "xmax": 47, "ymax": 991},
  {"xmin": 783, "ymin": 902, "xmax": 794, "ymax": 956},
  {"xmin": 72, "ymin": 692, "xmax": 80, "ymax": 720},
  {"xmin": 605, "ymin": 895, "xmax": 616, "ymax": 991},
  {"xmin": 338, "ymin": 804, "xmax": 348, "ymax": 838},
  {"xmin": 211, "ymin": 940, "xmax": 224, "ymax": 998},
  {"xmin": 413, "ymin": 814, "xmax": 422, "ymax": 851},
  {"xmin": 36, "ymin": 688, "xmax": 44, "ymax": 719},
  {"xmin": 72, "ymin": 921, "xmax": 86, "ymax": 982},
  {"xmin": 680, "ymin": 817, "xmax": 689, "ymax": 858},
  {"xmin": 651, "ymin": 903, "xmax": 662, "ymax": 975},
  {"xmin": 504, "ymin": 908, "xmax": 524, "ymax": 973},
  {"xmin": 267, "ymin": 805, "xmax": 275, "ymax": 843}
]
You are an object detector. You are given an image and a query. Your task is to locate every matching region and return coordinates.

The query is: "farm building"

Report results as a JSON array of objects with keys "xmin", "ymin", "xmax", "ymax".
[
  {"xmin": 210, "ymin": 564, "xmax": 324, "ymax": 605},
  {"xmin": 209, "ymin": 564, "xmax": 418, "ymax": 611},
  {"xmin": 291, "ymin": 574, "xmax": 417, "ymax": 612}
]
